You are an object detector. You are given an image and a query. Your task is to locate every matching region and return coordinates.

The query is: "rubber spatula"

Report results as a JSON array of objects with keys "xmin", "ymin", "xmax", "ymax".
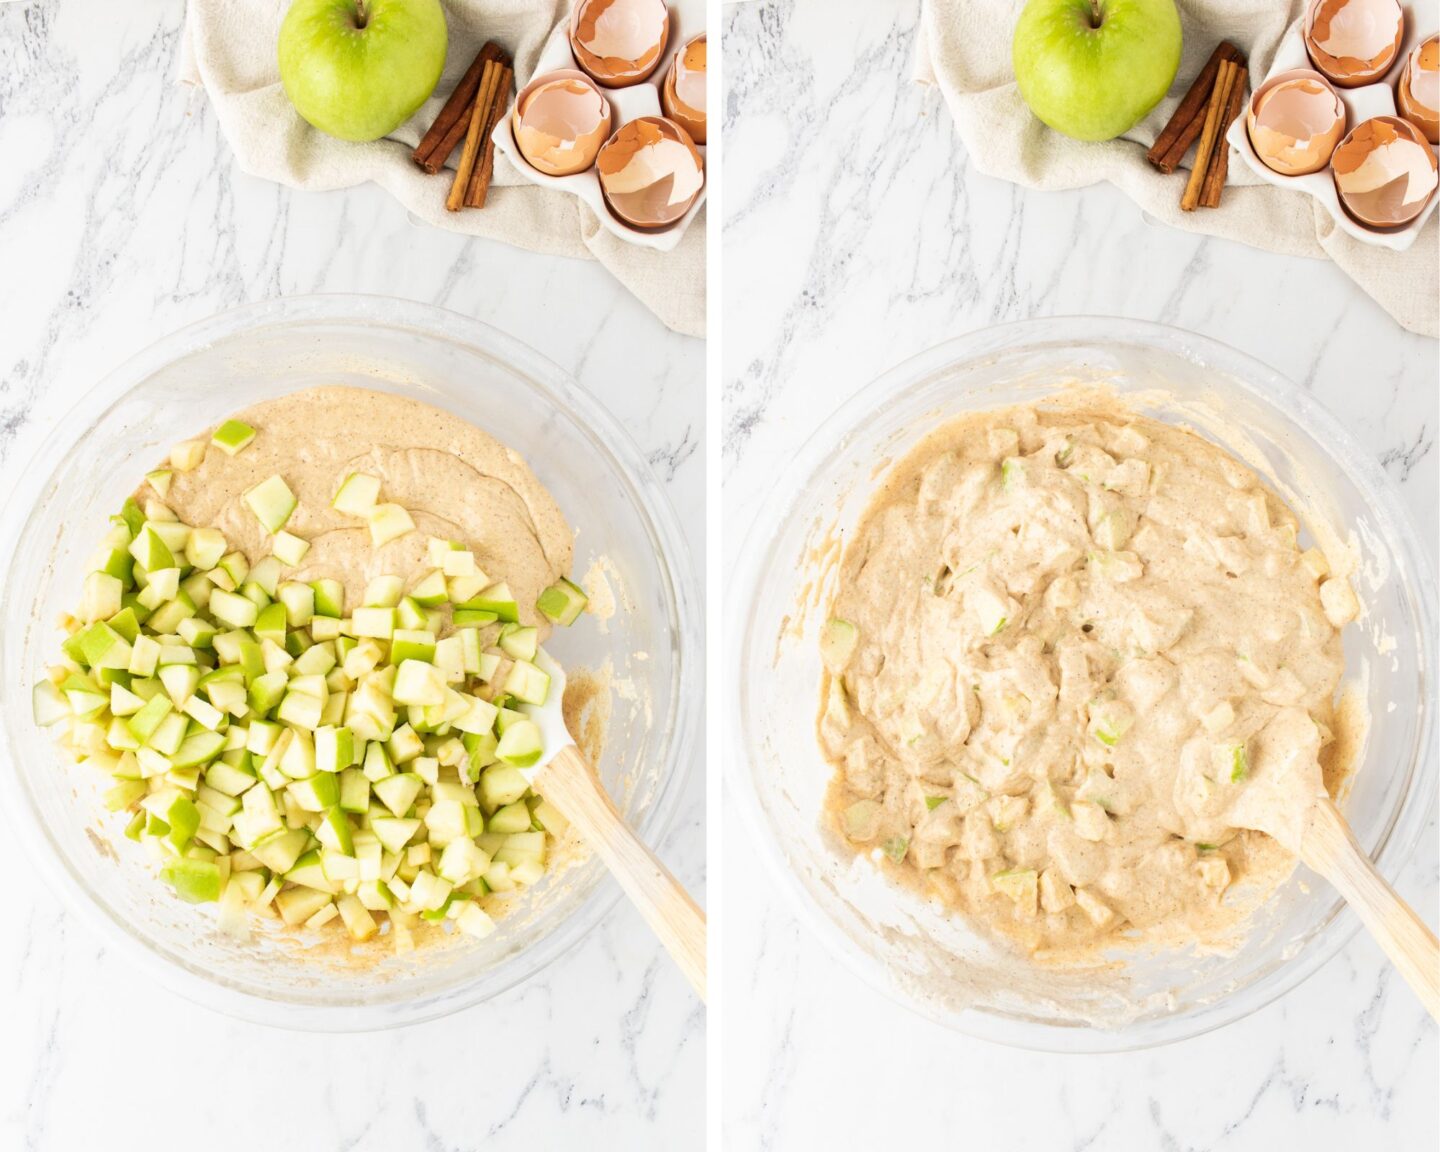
[
  {"xmin": 1227, "ymin": 727, "xmax": 1437, "ymax": 1020},
  {"xmin": 516, "ymin": 648, "xmax": 706, "ymax": 1000}
]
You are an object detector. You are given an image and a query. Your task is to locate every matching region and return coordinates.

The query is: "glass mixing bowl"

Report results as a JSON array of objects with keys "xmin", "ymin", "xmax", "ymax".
[
  {"xmin": 0, "ymin": 296, "xmax": 701, "ymax": 1031},
  {"xmin": 727, "ymin": 317, "xmax": 1435, "ymax": 1052}
]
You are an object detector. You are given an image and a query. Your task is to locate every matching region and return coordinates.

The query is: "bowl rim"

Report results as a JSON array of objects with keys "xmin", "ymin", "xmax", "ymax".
[
  {"xmin": 725, "ymin": 315, "xmax": 1437, "ymax": 1052},
  {"xmin": 0, "ymin": 293, "xmax": 703, "ymax": 1032}
]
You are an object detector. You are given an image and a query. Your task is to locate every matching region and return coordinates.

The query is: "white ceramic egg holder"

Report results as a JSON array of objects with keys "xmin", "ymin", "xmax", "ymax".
[
  {"xmin": 492, "ymin": 1, "xmax": 706, "ymax": 253},
  {"xmin": 1227, "ymin": 5, "xmax": 1438, "ymax": 251}
]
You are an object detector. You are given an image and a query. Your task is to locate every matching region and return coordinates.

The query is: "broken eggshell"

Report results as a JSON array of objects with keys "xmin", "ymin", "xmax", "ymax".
[
  {"xmin": 570, "ymin": 0, "xmax": 670, "ymax": 89},
  {"xmin": 1331, "ymin": 114, "xmax": 1438, "ymax": 228},
  {"xmin": 1396, "ymin": 34, "xmax": 1439, "ymax": 144},
  {"xmin": 1304, "ymin": 0, "xmax": 1405, "ymax": 88},
  {"xmin": 662, "ymin": 32, "xmax": 706, "ymax": 144},
  {"xmin": 596, "ymin": 115, "xmax": 704, "ymax": 230},
  {"xmin": 512, "ymin": 70, "xmax": 613, "ymax": 177},
  {"xmin": 1246, "ymin": 69, "xmax": 1348, "ymax": 176}
]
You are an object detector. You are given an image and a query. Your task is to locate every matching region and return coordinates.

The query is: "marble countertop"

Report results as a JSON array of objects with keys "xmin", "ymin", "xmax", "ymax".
[
  {"xmin": 0, "ymin": 2, "xmax": 704, "ymax": 1148},
  {"xmin": 722, "ymin": 1, "xmax": 1437, "ymax": 1148}
]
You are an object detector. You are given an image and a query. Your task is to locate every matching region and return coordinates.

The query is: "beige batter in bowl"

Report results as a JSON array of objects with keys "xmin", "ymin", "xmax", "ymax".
[{"xmin": 726, "ymin": 318, "xmax": 1435, "ymax": 1050}]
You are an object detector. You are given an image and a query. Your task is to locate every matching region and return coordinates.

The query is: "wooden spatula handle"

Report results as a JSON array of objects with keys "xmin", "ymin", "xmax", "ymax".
[
  {"xmin": 535, "ymin": 745, "xmax": 707, "ymax": 1001},
  {"xmin": 1302, "ymin": 798, "xmax": 1439, "ymax": 1021}
]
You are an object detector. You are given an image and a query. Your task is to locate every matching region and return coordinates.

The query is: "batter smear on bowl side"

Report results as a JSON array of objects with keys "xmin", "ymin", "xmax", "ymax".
[{"xmin": 818, "ymin": 397, "xmax": 1358, "ymax": 959}]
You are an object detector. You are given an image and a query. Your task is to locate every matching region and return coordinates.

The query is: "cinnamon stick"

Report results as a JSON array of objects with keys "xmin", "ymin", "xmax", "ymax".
[
  {"xmin": 1148, "ymin": 41, "xmax": 1243, "ymax": 174},
  {"xmin": 447, "ymin": 59, "xmax": 501, "ymax": 212},
  {"xmin": 1182, "ymin": 58, "xmax": 1238, "ymax": 212},
  {"xmin": 1200, "ymin": 63, "xmax": 1247, "ymax": 208},
  {"xmin": 464, "ymin": 62, "xmax": 512, "ymax": 209},
  {"xmin": 413, "ymin": 42, "xmax": 504, "ymax": 175}
]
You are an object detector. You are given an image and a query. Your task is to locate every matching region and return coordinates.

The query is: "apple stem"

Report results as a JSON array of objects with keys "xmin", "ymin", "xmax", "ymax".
[
  {"xmin": 1089, "ymin": 0, "xmax": 1103, "ymax": 26},
  {"xmin": 354, "ymin": 0, "xmax": 368, "ymax": 28}
]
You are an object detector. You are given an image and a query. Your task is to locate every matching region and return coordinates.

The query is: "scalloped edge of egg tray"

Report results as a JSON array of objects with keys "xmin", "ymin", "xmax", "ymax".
[
  {"xmin": 1228, "ymin": 7, "xmax": 1438, "ymax": 252},
  {"xmin": 493, "ymin": 0, "xmax": 706, "ymax": 254}
]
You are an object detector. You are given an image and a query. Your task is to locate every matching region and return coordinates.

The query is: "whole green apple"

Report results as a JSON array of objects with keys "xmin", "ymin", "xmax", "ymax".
[
  {"xmin": 1012, "ymin": 0, "xmax": 1182, "ymax": 142},
  {"xmin": 278, "ymin": 0, "xmax": 448, "ymax": 143}
]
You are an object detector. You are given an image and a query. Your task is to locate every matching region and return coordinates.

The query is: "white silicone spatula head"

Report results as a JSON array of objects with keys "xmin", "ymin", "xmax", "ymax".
[{"xmin": 514, "ymin": 647, "xmax": 575, "ymax": 780}]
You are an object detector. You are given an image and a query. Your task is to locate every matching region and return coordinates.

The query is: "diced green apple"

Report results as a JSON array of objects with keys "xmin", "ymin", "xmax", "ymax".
[
  {"xmin": 409, "ymin": 568, "xmax": 449, "ymax": 608},
  {"xmin": 970, "ymin": 587, "xmax": 1011, "ymax": 637},
  {"xmin": 408, "ymin": 869, "xmax": 452, "ymax": 912},
  {"xmin": 271, "ymin": 583, "xmax": 312, "ymax": 630},
  {"xmin": 393, "ymin": 660, "xmax": 445, "ymax": 706},
  {"xmin": 536, "ymin": 578, "xmax": 588, "ymax": 626},
  {"xmin": 244, "ymin": 671, "xmax": 286, "ymax": 718},
  {"xmin": 243, "ymin": 475, "xmax": 297, "ymax": 533},
  {"xmin": 316, "ymin": 805, "xmax": 354, "ymax": 856},
  {"xmin": 374, "ymin": 772, "xmax": 424, "ymax": 818},
  {"xmin": 211, "ymin": 419, "xmax": 256, "ymax": 456},
  {"xmin": 251, "ymin": 602, "xmax": 285, "ymax": 647},
  {"xmin": 160, "ymin": 856, "xmax": 222, "ymax": 903},
  {"xmin": 479, "ymin": 764, "xmax": 529, "ymax": 811},
  {"xmin": 819, "ymin": 618, "xmax": 858, "ymax": 673},
  {"xmin": 287, "ymin": 771, "xmax": 339, "ymax": 813},
  {"xmin": 498, "ymin": 625, "xmax": 538, "ymax": 662},
  {"xmin": 387, "ymin": 629, "xmax": 434, "ymax": 666},
  {"xmin": 43, "ymin": 461, "xmax": 577, "ymax": 944},
  {"xmin": 383, "ymin": 725, "xmax": 420, "ymax": 771},
  {"xmin": 456, "ymin": 902, "xmax": 496, "ymax": 939},
  {"xmin": 277, "ymin": 690, "xmax": 324, "ymax": 730},
  {"xmin": 271, "ymin": 530, "xmax": 310, "ymax": 567},
  {"xmin": 488, "ymin": 802, "xmax": 531, "ymax": 835},
  {"xmin": 276, "ymin": 886, "xmax": 334, "ymax": 925},
  {"xmin": 336, "ymin": 894, "xmax": 378, "ymax": 940},
  {"xmin": 104, "ymin": 779, "xmax": 147, "ymax": 812},
  {"xmin": 530, "ymin": 798, "xmax": 568, "ymax": 836},
  {"xmin": 185, "ymin": 527, "xmax": 228, "ymax": 571},
  {"xmin": 446, "ymin": 572, "xmax": 488, "ymax": 604},
  {"xmin": 209, "ymin": 589, "xmax": 259, "ymax": 629},
  {"xmin": 352, "ymin": 606, "xmax": 396, "ymax": 640},
  {"xmin": 451, "ymin": 695, "xmax": 500, "ymax": 737},
  {"xmin": 362, "ymin": 740, "xmax": 394, "ymax": 782},
  {"xmin": 451, "ymin": 607, "xmax": 498, "ymax": 628},
  {"xmin": 1090, "ymin": 700, "xmax": 1134, "ymax": 748},
  {"xmin": 991, "ymin": 867, "xmax": 1038, "ymax": 914},
  {"xmin": 310, "ymin": 577, "xmax": 344, "ymax": 618},
  {"xmin": 1213, "ymin": 742, "xmax": 1248, "ymax": 782},
  {"xmin": 437, "ymin": 548, "xmax": 476, "ymax": 578},
  {"xmin": 460, "ymin": 582, "xmax": 518, "ymax": 623},
  {"xmin": 33, "ymin": 680, "xmax": 69, "ymax": 726},
  {"xmin": 315, "ymin": 725, "xmax": 355, "ymax": 773},
  {"xmin": 842, "ymin": 799, "xmax": 881, "ymax": 841},
  {"xmin": 126, "ymin": 693, "xmax": 174, "ymax": 742},
  {"xmin": 80, "ymin": 572, "xmax": 124, "ymax": 623},
  {"xmin": 495, "ymin": 720, "xmax": 542, "ymax": 769},
  {"xmin": 170, "ymin": 440, "xmax": 208, "ymax": 472},
  {"xmin": 503, "ymin": 661, "xmax": 550, "ymax": 707},
  {"xmin": 367, "ymin": 503, "xmax": 414, "ymax": 547},
  {"xmin": 355, "ymin": 577, "xmax": 400, "ymax": 610},
  {"xmin": 332, "ymin": 472, "xmax": 381, "ymax": 516}
]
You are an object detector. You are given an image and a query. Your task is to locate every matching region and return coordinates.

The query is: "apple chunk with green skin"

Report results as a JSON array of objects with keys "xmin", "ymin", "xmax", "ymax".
[
  {"xmin": 244, "ymin": 475, "xmax": 297, "ymax": 534},
  {"xmin": 1012, "ymin": 0, "xmax": 1181, "ymax": 142},
  {"xmin": 277, "ymin": 0, "xmax": 448, "ymax": 144}
]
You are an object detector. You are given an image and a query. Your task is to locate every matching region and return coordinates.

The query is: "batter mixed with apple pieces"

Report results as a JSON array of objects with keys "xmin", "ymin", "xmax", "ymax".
[{"xmin": 818, "ymin": 397, "xmax": 1358, "ymax": 958}]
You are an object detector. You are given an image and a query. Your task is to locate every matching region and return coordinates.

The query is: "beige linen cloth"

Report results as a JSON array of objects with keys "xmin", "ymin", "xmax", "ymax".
[
  {"xmin": 918, "ymin": 1, "xmax": 1438, "ymax": 337},
  {"xmin": 181, "ymin": 0, "xmax": 704, "ymax": 338}
]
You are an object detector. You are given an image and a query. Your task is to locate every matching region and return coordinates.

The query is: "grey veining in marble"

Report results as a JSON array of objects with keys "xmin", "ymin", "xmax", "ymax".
[
  {"xmin": 0, "ymin": 1, "xmax": 704, "ymax": 1148},
  {"xmin": 722, "ymin": 1, "xmax": 1437, "ymax": 1149}
]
